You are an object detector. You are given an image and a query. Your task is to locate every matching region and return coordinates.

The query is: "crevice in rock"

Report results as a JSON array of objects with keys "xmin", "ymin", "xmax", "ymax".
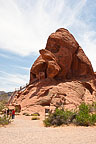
[{"xmin": 82, "ymin": 82, "xmax": 94, "ymax": 94}]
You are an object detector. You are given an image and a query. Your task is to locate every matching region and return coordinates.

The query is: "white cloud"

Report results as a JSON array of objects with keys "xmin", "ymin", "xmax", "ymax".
[
  {"xmin": 0, "ymin": 70, "xmax": 29, "ymax": 92},
  {"xmin": 14, "ymin": 65, "xmax": 30, "ymax": 71},
  {"xmin": 81, "ymin": 31, "xmax": 96, "ymax": 71},
  {"xmin": 0, "ymin": 0, "xmax": 87, "ymax": 56},
  {"xmin": 0, "ymin": 53, "xmax": 11, "ymax": 59}
]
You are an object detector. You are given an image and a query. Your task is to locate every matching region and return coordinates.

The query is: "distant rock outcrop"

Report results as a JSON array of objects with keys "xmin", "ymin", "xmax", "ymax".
[
  {"xmin": 12, "ymin": 28, "xmax": 96, "ymax": 115},
  {"xmin": 0, "ymin": 91, "xmax": 12, "ymax": 101}
]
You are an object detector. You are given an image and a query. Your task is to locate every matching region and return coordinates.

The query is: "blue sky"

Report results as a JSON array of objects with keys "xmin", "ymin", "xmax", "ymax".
[{"xmin": 0, "ymin": 0, "xmax": 96, "ymax": 92}]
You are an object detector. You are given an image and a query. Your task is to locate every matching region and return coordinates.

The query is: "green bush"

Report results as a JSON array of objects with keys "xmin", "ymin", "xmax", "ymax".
[
  {"xmin": 75, "ymin": 112, "xmax": 92, "ymax": 126},
  {"xmin": 43, "ymin": 103, "xmax": 96, "ymax": 127},
  {"xmin": 75, "ymin": 103, "xmax": 96, "ymax": 126},
  {"xmin": 0, "ymin": 102, "xmax": 5, "ymax": 112},
  {"xmin": 23, "ymin": 112, "xmax": 30, "ymax": 116},
  {"xmin": 79, "ymin": 103, "xmax": 90, "ymax": 114},
  {"xmin": 44, "ymin": 108, "xmax": 75, "ymax": 127},
  {"xmin": 43, "ymin": 118, "xmax": 51, "ymax": 127},
  {"xmin": 93, "ymin": 102, "xmax": 96, "ymax": 108},
  {"xmin": 31, "ymin": 113, "xmax": 39, "ymax": 116},
  {"xmin": 0, "ymin": 115, "xmax": 11, "ymax": 125},
  {"xmin": 91, "ymin": 114, "xmax": 96, "ymax": 124},
  {"xmin": 0, "ymin": 102, "xmax": 12, "ymax": 126},
  {"xmin": 91, "ymin": 102, "xmax": 96, "ymax": 112},
  {"xmin": 31, "ymin": 116, "xmax": 40, "ymax": 120}
]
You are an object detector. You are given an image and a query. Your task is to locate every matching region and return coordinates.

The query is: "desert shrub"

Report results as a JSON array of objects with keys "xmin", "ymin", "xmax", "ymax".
[
  {"xmin": 31, "ymin": 114, "xmax": 38, "ymax": 116},
  {"xmin": 44, "ymin": 108, "xmax": 75, "ymax": 127},
  {"xmin": 31, "ymin": 116, "xmax": 40, "ymax": 120},
  {"xmin": 44, "ymin": 103, "xmax": 96, "ymax": 127},
  {"xmin": 23, "ymin": 112, "xmax": 30, "ymax": 116},
  {"xmin": 0, "ymin": 101, "xmax": 12, "ymax": 126},
  {"xmin": 43, "ymin": 118, "xmax": 51, "ymax": 127},
  {"xmin": 75, "ymin": 103, "xmax": 96, "ymax": 126},
  {"xmin": 92, "ymin": 102, "xmax": 96, "ymax": 112},
  {"xmin": 75, "ymin": 112, "xmax": 92, "ymax": 126},
  {"xmin": 0, "ymin": 115, "xmax": 11, "ymax": 125},
  {"xmin": 0, "ymin": 101, "xmax": 11, "ymax": 126},
  {"xmin": 31, "ymin": 113, "xmax": 40, "ymax": 116},
  {"xmin": 0, "ymin": 102, "xmax": 5, "ymax": 112},
  {"xmin": 91, "ymin": 114, "xmax": 96, "ymax": 124},
  {"xmin": 79, "ymin": 103, "xmax": 90, "ymax": 114}
]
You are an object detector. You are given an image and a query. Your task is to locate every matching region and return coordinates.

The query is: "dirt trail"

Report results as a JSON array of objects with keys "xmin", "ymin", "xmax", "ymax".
[{"xmin": 0, "ymin": 115, "xmax": 96, "ymax": 144}]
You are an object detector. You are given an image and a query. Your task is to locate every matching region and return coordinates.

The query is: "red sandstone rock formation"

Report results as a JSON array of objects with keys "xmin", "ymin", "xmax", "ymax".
[
  {"xmin": 30, "ymin": 28, "xmax": 94, "ymax": 83},
  {"xmin": 12, "ymin": 28, "xmax": 96, "ymax": 115}
]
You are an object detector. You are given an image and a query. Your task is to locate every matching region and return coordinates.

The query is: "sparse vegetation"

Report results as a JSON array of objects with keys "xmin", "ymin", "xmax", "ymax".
[
  {"xmin": 31, "ymin": 113, "xmax": 40, "ymax": 116},
  {"xmin": 75, "ymin": 103, "xmax": 96, "ymax": 126},
  {"xmin": 44, "ymin": 108, "xmax": 75, "ymax": 127},
  {"xmin": 0, "ymin": 102, "xmax": 5, "ymax": 112},
  {"xmin": 44, "ymin": 103, "xmax": 96, "ymax": 127},
  {"xmin": 23, "ymin": 112, "xmax": 30, "ymax": 116},
  {"xmin": 0, "ymin": 101, "xmax": 11, "ymax": 126},
  {"xmin": 31, "ymin": 116, "xmax": 40, "ymax": 120},
  {"xmin": 0, "ymin": 115, "xmax": 11, "ymax": 125}
]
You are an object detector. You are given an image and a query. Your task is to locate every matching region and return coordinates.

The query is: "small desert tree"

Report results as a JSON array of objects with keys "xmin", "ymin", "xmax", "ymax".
[{"xmin": 0, "ymin": 101, "xmax": 11, "ymax": 125}]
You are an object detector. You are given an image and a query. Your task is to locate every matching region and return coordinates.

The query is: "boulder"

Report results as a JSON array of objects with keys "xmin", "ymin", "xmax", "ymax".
[
  {"xmin": 30, "ymin": 55, "xmax": 47, "ymax": 83},
  {"xmin": 30, "ymin": 49, "xmax": 61, "ymax": 82}
]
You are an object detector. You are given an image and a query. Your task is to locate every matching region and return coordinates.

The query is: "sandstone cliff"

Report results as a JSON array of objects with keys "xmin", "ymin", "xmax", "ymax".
[{"xmin": 12, "ymin": 28, "xmax": 96, "ymax": 115}]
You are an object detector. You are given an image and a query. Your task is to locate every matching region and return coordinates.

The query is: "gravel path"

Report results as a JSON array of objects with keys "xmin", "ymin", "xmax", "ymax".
[{"xmin": 0, "ymin": 115, "xmax": 96, "ymax": 144}]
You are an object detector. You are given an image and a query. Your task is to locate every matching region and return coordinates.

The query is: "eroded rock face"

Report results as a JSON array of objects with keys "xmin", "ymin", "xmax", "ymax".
[
  {"xmin": 71, "ymin": 47, "xmax": 94, "ymax": 78},
  {"xmin": 45, "ymin": 28, "xmax": 79, "ymax": 79},
  {"xmin": 30, "ymin": 55, "xmax": 46, "ymax": 83},
  {"xmin": 30, "ymin": 28, "xmax": 94, "ymax": 83},
  {"xmin": 12, "ymin": 78, "xmax": 96, "ymax": 115},
  {"xmin": 40, "ymin": 49, "xmax": 61, "ymax": 78},
  {"xmin": 30, "ymin": 49, "xmax": 61, "ymax": 83}
]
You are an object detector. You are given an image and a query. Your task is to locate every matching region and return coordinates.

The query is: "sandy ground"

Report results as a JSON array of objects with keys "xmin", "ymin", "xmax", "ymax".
[{"xmin": 0, "ymin": 115, "xmax": 96, "ymax": 144}]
